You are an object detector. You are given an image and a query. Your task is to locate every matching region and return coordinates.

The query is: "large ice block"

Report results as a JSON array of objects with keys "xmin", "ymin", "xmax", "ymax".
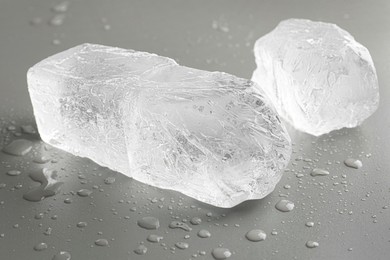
[
  {"xmin": 27, "ymin": 43, "xmax": 291, "ymax": 207},
  {"xmin": 252, "ymin": 19, "xmax": 379, "ymax": 136}
]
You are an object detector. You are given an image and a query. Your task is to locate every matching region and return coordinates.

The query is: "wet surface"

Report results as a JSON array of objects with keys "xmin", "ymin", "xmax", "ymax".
[{"xmin": 0, "ymin": 0, "xmax": 390, "ymax": 259}]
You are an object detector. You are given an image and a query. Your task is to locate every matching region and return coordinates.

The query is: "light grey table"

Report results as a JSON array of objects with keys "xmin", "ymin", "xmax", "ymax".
[{"xmin": 0, "ymin": 0, "xmax": 389, "ymax": 259}]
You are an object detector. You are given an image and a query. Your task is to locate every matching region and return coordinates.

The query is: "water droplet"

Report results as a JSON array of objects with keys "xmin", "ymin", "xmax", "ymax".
[
  {"xmin": 311, "ymin": 168, "xmax": 329, "ymax": 177},
  {"xmin": 175, "ymin": 242, "xmax": 189, "ymax": 249},
  {"xmin": 2, "ymin": 139, "xmax": 33, "ymax": 156},
  {"xmin": 94, "ymin": 239, "xmax": 109, "ymax": 247},
  {"xmin": 21, "ymin": 125, "xmax": 36, "ymax": 134},
  {"xmin": 245, "ymin": 229, "xmax": 266, "ymax": 242},
  {"xmin": 212, "ymin": 248, "xmax": 232, "ymax": 259},
  {"xmin": 104, "ymin": 177, "xmax": 115, "ymax": 184},
  {"xmin": 169, "ymin": 221, "xmax": 192, "ymax": 231},
  {"xmin": 137, "ymin": 217, "xmax": 160, "ymax": 230},
  {"xmin": 49, "ymin": 14, "xmax": 65, "ymax": 26},
  {"xmin": 344, "ymin": 158, "xmax": 362, "ymax": 169},
  {"xmin": 6, "ymin": 170, "xmax": 21, "ymax": 176},
  {"xmin": 305, "ymin": 222, "xmax": 314, "ymax": 227},
  {"xmin": 52, "ymin": 39, "xmax": 61, "ymax": 45},
  {"xmin": 23, "ymin": 168, "xmax": 63, "ymax": 202},
  {"xmin": 134, "ymin": 245, "xmax": 147, "ymax": 255},
  {"xmin": 44, "ymin": 227, "xmax": 52, "ymax": 235},
  {"xmin": 64, "ymin": 198, "xmax": 72, "ymax": 204},
  {"xmin": 147, "ymin": 234, "xmax": 163, "ymax": 243},
  {"xmin": 197, "ymin": 229, "xmax": 211, "ymax": 238},
  {"xmin": 77, "ymin": 189, "xmax": 92, "ymax": 197},
  {"xmin": 34, "ymin": 242, "xmax": 48, "ymax": 251},
  {"xmin": 77, "ymin": 222, "xmax": 87, "ymax": 228},
  {"xmin": 33, "ymin": 156, "xmax": 51, "ymax": 164},
  {"xmin": 306, "ymin": 241, "xmax": 319, "ymax": 248},
  {"xmin": 275, "ymin": 199, "xmax": 295, "ymax": 212},
  {"xmin": 52, "ymin": 251, "xmax": 71, "ymax": 260},
  {"xmin": 190, "ymin": 217, "xmax": 202, "ymax": 225}
]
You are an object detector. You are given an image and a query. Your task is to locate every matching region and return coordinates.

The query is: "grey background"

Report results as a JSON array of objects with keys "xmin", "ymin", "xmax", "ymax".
[{"xmin": 0, "ymin": 0, "xmax": 389, "ymax": 259}]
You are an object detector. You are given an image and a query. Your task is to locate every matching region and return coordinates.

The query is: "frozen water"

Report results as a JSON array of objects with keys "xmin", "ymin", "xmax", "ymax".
[
  {"xmin": 252, "ymin": 19, "xmax": 379, "ymax": 136},
  {"xmin": 27, "ymin": 43, "xmax": 291, "ymax": 208}
]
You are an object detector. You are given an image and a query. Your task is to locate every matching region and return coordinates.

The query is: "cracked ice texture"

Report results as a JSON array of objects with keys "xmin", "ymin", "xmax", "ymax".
[
  {"xmin": 27, "ymin": 43, "xmax": 291, "ymax": 207},
  {"xmin": 252, "ymin": 19, "xmax": 379, "ymax": 136}
]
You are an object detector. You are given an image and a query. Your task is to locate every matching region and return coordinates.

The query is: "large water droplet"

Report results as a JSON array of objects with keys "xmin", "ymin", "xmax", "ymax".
[
  {"xmin": 23, "ymin": 168, "xmax": 63, "ymax": 202},
  {"xmin": 245, "ymin": 229, "xmax": 266, "ymax": 242},
  {"xmin": 212, "ymin": 248, "xmax": 232, "ymax": 259},
  {"xmin": 134, "ymin": 245, "xmax": 147, "ymax": 255},
  {"xmin": 147, "ymin": 234, "xmax": 163, "ymax": 243},
  {"xmin": 275, "ymin": 199, "xmax": 295, "ymax": 212},
  {"xmin": 6, "ymin": 170, "xmax": 21, "ymax": 176},
  {"xmin": 94, "ymin": 239, "xmax": 109, "ymax": 247},
  {"xmin": 2, "ymin": 139, "xmax": 33, "ymax": 156},
  {"xmin": 311, "ymin": 168, "xmax": 329, "ymax": 177},
  {"xmin": 137, "ymin": 217, "xmax": 160, "ymax": 230},
  {"xmin": 197, "ymin": 229, "xmax": 211, "ymax": 238},
  {"xmin": 169, "ymin": 221, "xmax": 192, "ymax": 231},
  {"xmin": 344, "ymin": 158, "xmax": 362, "ymax": 169}
]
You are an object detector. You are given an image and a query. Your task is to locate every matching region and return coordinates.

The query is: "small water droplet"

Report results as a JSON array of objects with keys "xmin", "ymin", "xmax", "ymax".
[
  {"xmin": 169, "ymin": 221, "xmax": 192, "ymax": 231},
  {"xmin": 311, "ymin": 168, "xmax": 329, "ymax": 177},
  {"xmin": 137, "ymin": 217, "xmax": 160, "ymax": 230},
  {"xmin": 49, "ymin": 14, "xmax": 65, "ymax": 26},
  {"xmin": 344, "ymin": 158, "xmax": 362, "ymax": 169},
  {"xmin": 94, "ymin": 239, "xmax": 109, "ymax": 247},
  {"xmin": 77, "ymin": 189, "xmax": 92, "ymax": 197},
  {"xmin": 6, "ymin": 170, "xmax": 21, "ymax": 176},
  {"xmin": 44, "ymin": 227, "xmax": 52, "ymax": 235},
  {"xmin": 147, "ymin": 234, "xmax": 163, "ymax": 243},
  {"xmin": 64, "ymin": 198, "xmax": 72, "ymax": 204},
  {"xmin": 77, "ymin": 222, "xmax": 87, "ymax": 228},
  {"xmin": 134, "ymin": 244, "xmax": 147, "ymax": 255},
  {"xmin": 2, "ymin": 139, "xmax": 33, "ymax": 156},
  {"xmin": 245, "ymin": 229, "xmax": 266, "ymax": 242},
  {"xmin": 190, "ymin": 217, "xmax": 202, "ymax": 225},
  {"xmin": 175, "ymin": 242, "xmax": 189, "ymax": 250},
  {"xmin": 275, "ymin": 199, "xmax": 295, "ymax": 212},
  {"xmin": 34, "ymin": 242, "xmax": 48, "ymax": 251},
  {"xmin": 305, "ymin": 222, "xmax": 314, "ymax": 227},
  {"xmin": 306, "ymin": 241, "xmax": 319, "ymax": 248},
  {"xmin": 33, "ymin": 156, "xmax": 51, "ymax": 164},
  {"xmin": 212, "ymin": 248, "xmax": 231, "ymax": 259},
  {"xmin": 197, "ymin": 229, "xmax": 211, "ymax": 238},
  {"xmin": 52, "ymin": 251, "xmax": 71, "ymax": 260},
  {"xmin": 21, "ymin": 125, "xmax": 36, "ymax": 134},
  {"xmin": 104, "ymin": 177, "xmax": 115, "ymax": 184},
  {"xmin": 52, "ymin": 39, "xmax": 61, "ymax": 45}
]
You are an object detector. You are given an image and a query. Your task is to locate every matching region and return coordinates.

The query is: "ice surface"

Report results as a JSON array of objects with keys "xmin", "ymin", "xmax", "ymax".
[
  {"xmin": 27, "ymin": 43, "xmax": 291, "ymax": 207},
  {"xmin": 252, "ymin": 19, "xmax": 379, "ymax": 136}
]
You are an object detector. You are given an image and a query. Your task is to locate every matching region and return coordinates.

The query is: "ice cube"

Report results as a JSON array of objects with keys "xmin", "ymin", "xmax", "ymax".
[
  {"xmin": 27, "ymin": 43, "xmax": 291, "ymax": 207},
  {"xmin": 252, "ymin": 19, "xmax": 379, "ymax": 136}
]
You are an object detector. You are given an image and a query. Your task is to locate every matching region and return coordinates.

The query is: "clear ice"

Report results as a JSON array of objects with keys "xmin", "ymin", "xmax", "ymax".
[
  {"xmin": 27, "ymin": 43, "xmax": 291, "ymax": 207},
  {"xmin": 252, "ymin": 19, "xmax": 379, "ymax": 136}
]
